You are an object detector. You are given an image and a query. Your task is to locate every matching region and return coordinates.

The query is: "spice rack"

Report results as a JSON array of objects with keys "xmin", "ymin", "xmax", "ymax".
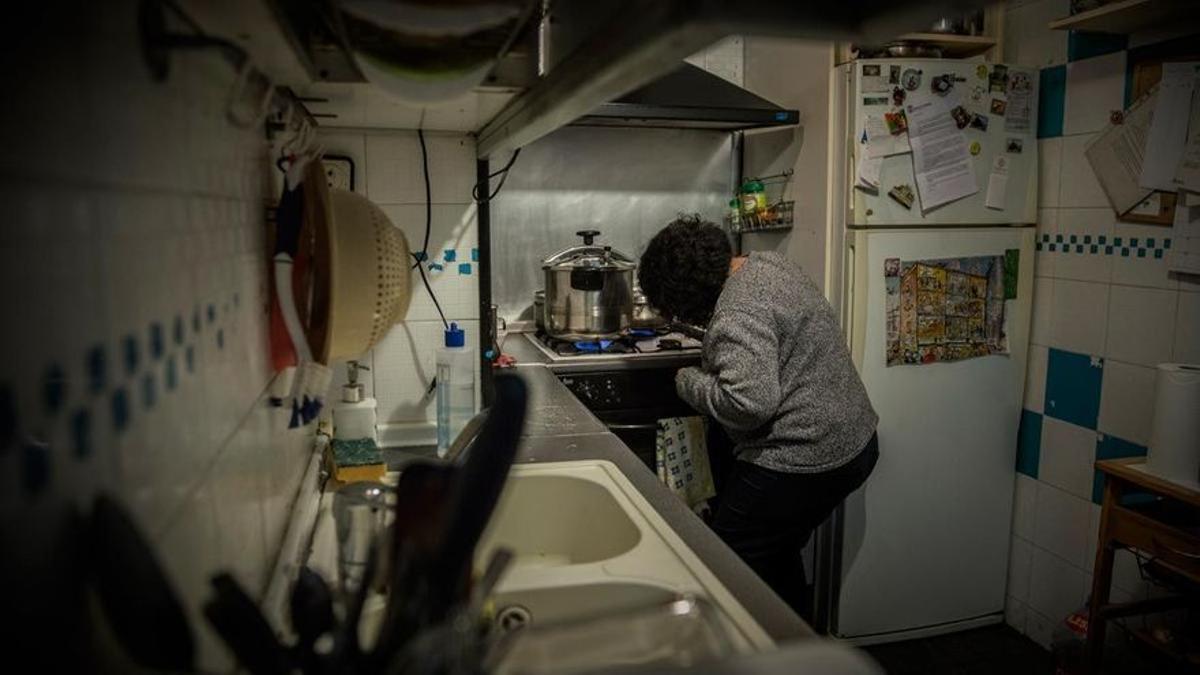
[{"xmin": 727, "ymin": 200, "xmax": 794, "ymax": 233}]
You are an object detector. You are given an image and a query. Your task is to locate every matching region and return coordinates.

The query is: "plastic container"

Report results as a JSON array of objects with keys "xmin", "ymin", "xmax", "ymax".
[{"xmin": 436, "ymin": 323, "xmax": 476, "ymax": 458}]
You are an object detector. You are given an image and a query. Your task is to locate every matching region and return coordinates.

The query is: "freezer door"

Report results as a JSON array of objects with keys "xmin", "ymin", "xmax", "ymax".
[
  {"xmin": 836, "ymin": 227, "xmax": 1035, "ymax": 641},
  {"xmin": 847, "ymin": 59, "xmax": 1039, "ymax": 226}
]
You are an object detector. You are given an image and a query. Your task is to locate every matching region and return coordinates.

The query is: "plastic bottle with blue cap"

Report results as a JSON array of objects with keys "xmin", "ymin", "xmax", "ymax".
[{"xmin": 436, "ymin": 322, "xmax": 476, "ymax": 458}]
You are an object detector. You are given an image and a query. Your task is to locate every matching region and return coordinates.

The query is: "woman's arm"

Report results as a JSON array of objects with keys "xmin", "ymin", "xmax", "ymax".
[{"xmin": 676, "ymin": 310, "xmax": 781, "ymax": 432}]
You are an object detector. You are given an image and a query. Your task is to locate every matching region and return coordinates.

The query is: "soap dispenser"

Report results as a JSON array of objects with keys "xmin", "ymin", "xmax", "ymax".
[{"xmin": 333, "ymin": 360, "xmax": 378, "ymax": 442}]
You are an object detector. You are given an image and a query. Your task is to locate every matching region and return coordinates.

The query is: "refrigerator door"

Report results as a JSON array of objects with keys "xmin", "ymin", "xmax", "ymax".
[
  {"xmin": 835, "ymin": 226, "xmax": 1034, "ymax": 642},
  {"xmin": 846, "ymin": 59, "xmax": 1039, "ymax": 226}
]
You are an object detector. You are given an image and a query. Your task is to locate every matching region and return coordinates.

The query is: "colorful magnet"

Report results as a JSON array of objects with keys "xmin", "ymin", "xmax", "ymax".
[
  {"xmin": 970, "ymin": 85, "xmax": 985, "ymax": 103},
  {"xmin": 931, "ymin": 74, "xmax": 954, "ymax": 96},
  {"xmin": 902, "ymin": 68, "xmax": 922, "ymax": 91},
  {"xmin": 989, "ymin": 64, "xmax": 1009, "ymax": 93},
  {"xmin": 863, "ymin": 95, "xmax": 889, "ymax": 106},
  {"xmin": 1006, "ymin": 138, "xmax": 1024, "ymax": 153},
  {"xmin": 887, "ymin": 184, "xmax": 915, "ymax": 210},
  {"xmin": 951, "ymin": 105, "xmax": 971, "ymax": 129},
  {"xmin": 976, "ymin": 64, "xmax": 989, "ymax": 80},
  {"xmin": 969, "ymin": 113, "xmax": 989, "ymax": 131},
  {"xmin": 990, "ymin": 98, "xmax": 1007, "ymax": 116},
  {"xmin": 884, "ymin": 109, "xmax": 908, "ymax": 135},
  {"xmin": 969, "ymin": 141, "xmax": 982, "ymax": 155},
  {"xmin": 889, "ymin": 65, "xmax": 901, "ymax": 85},
  {"xmin": 892, "ymin": 86, "xmax": 906, "ymax": 106}
]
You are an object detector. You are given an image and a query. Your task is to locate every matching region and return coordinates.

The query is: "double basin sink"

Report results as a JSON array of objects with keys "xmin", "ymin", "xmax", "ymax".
[{"xmin": 359, "ymin": 460, "xmax": 774, "ymax": 672}]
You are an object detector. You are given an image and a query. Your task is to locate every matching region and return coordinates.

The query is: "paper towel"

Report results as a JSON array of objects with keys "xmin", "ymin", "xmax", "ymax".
[{"xmin": 1146, "ymin": 363, "xmax": 1200, "ymax": 483}]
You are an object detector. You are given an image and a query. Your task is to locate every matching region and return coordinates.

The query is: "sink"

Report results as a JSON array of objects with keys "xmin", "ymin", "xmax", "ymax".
[
  {"xmin": 478, "ymin": 473, "xmax": 641, "ymax": 566},
  {"xmin": 491, "ymin": 581, "xmax": 677, "ymax": 628}
]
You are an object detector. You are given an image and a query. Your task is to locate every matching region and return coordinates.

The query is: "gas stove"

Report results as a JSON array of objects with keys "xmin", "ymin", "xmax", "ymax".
[{"xmin": 523, "ymin": 327, "xmax": 703, "ymax": 372}]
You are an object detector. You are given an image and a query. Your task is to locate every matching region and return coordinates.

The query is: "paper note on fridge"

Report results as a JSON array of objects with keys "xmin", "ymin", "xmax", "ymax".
[
  {"xmin": 857, "ymin": 151, "xmax": 882, "ymax": 190},
  {"xmin": 1085, "ymin": 88, "xmax": 1156, "ymax": 216},
  {"xmin": 1140, "ymin": 62, "xmax": 1200, "ymax": 191},
  {"xmin": 905, "ymin": 94, "xmax": 978, "ymax": 212},
  {"xmin": 865, "ymin": 114, "xmax": 912, "ymax": 158},
  {"xmin": 985, "ymin": 155, "xmax": 1009, "ymax": 210}
]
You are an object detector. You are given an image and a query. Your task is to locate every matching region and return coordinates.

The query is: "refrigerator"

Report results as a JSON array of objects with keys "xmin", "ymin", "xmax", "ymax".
[{"xmin": 820, "ymin": 59, "xmax": 1039, "ymax": 643}]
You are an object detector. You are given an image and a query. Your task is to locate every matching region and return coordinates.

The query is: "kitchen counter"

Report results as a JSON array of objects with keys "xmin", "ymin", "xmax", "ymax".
[{"xmin": 384, "ymin": 341, "xmax": 813, "ymax": 644}]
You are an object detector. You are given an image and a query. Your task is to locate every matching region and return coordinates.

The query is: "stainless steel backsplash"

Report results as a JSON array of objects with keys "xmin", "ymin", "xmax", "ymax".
[{"xmin": 490, "ymin": 126, "xmax": 733, "ymax": 324}]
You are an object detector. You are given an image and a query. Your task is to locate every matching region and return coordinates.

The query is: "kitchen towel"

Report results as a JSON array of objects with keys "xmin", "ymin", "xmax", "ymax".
[
  {"xmin": 656, "ymin": 417, "xmax": 716, "ymax": 510},
  {"xmin": 1146, "ymin": 363, "xmax": 1200, "ymax": 485}
]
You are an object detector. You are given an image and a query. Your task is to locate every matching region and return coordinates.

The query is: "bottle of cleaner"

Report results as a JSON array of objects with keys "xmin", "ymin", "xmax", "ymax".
[
  {"xmin": 333, "ymin": 360, "xmax": 378, "ymax": 442},
  {"xmin": 436, "ymin": 323, "xmax": 476, "ymax": 458}
]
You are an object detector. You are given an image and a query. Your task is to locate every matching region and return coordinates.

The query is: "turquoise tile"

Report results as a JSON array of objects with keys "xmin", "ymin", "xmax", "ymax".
[
  {"xmin": 1090, "ymin": 245, "xmax": 1098, "ymax": 253},
  {"xmin": 1017, "ymin": 409, "xmax": 1042, "ymax": 478},
  {"xmin": 1039, "ymin": 65, "xmax": 1067, "ymax": 139},
  {"xmin": 1165, "ymin": 239, "xmax": 1172, "ymax": 249},
  {"xmin": 1154, "ymin": 250, "xmax": 1163, "ymax": 259},
  {"xmin": 1092, "ymin": 434, "xmax": 1148, "ymax": 504},
  {"xmin": 1068, "ymin": 31, "xmax": 1128, "ymax": 62},
  {"xmin": 1045, "ymin": 348, "xmax": 1103, "ymax": 430}
]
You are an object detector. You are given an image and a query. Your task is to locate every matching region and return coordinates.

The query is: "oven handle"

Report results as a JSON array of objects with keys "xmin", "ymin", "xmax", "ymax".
[{"xmin": 605, "ymin": 423, "xmax": 660, "ymax": 431}]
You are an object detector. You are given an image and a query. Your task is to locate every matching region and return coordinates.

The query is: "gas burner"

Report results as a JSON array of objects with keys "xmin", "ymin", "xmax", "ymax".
[{"xmin": 532, "ymin": 326, "xmax": 701, "ymax": 358}]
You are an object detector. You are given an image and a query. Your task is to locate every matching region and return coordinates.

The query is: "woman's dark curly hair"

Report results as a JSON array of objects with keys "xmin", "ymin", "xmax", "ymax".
[{"xmin": 638, "ymin": 215, "xmax": 732, "ymax": 326}]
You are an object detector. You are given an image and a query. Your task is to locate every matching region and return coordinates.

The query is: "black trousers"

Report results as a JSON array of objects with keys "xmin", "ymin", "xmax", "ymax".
[{"xmin": 710, "ymin": 434, "xmax": 879, "ymax": 620}]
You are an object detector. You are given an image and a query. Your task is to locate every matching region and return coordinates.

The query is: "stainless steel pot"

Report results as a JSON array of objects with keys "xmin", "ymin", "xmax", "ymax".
[
  {"xmin": 542, "ymin": 230, "xmax": 636, "ymax": 339},
  {"xmin": 533, "ymin": 290, "xmax": 546, "ymax": 332},
  {"xmin": 632, "ymin": 284, "xmax": 666, "ymax": 330}
]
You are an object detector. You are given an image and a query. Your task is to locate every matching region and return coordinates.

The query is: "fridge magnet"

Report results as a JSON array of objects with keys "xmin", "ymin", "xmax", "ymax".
[
  {"xmin": 892, "ymin": 86, "xmax": 906, "ymax": 106},
  {"xmin": 969, "ymin": 141, "xmax": 982, "ymax": 156},
  {"xmin": 969, "ymin": 113, "xmax": 989, "ymax": 131},
  {"xmin": 889, "ymin": 65, "xmax": 901, "ymax": 85},
  {"xmin": 883, "ymin": 255, "xmax": 1010, "ymax": 366},
  {"xmin": 989, "ymin": 98, "xmax": 1007, "ymax": 116},
  {"xmin": 989, "ymin": 64, "xmax": 1008, "ymax": 93},
  {"xmin": 863, "ymin": 95, "xmax": 889, "ymax": 106},
  {"xmin": 931, "ymin": 74, "xmax": 954, "ymax": 96},
  {"xmin": 887, "ymin": 184, "xmax": 916, "ymax": 210},
  {"xmin": 862, "ymin": 63, "xmax": 888, "ymax": 92},
  {"xmin": 1006, "ymin": 138, "xmax": 1023, "ymax": 153},
  {"xmin": 976, "ymin": 64, "xmax": 988, "ymax": 81},
  {"xmin": 951, "ymin": 105, "xmax": 971, "ymax": 129},
  {"xmin": 884, "ymin": 109, "xmax": 908, "ymax": 135},
  {"xmin": 1009, "ymin": 71, "xmax": 1032, "ymax": 93},
  {"xmin": 902, "ymin": 68, "xmax": 922, "ymax": 91},
  {"xmin": 970, "ymin": 86, "xmax": 986, "ymax": 104}
]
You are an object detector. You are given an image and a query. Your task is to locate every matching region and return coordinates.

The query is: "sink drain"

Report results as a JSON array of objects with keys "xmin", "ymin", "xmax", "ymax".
[{"xmin": 495, "ymin": 604, "xmax": 532, "ymax": 632}]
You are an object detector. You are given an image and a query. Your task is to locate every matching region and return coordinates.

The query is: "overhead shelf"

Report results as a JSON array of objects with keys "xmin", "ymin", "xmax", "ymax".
[
  {"xmin": 894, "ymin": 33, "xmax": 998, "ymax": 58},
  {"xmin": 1048, "ymin": 0, "xmax": 1198, "ymax": 33}
]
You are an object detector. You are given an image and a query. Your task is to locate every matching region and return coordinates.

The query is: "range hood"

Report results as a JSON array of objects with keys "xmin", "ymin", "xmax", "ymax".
[{"xmin": 571, "ymin": 62, "xmax": 798, "ymax": 130}]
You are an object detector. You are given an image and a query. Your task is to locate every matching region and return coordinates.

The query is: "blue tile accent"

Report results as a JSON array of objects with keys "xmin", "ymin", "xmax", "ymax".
[
  {"xmin": 1105, "ymin": 246, "xmax": 1114, "ymax": 255},
  {"xmin": 21, "ymin": 442, "xmax": 49, "ymax": 496},
  {"xmin": 1036, "ymin": 242, "xmax": 1044, "ymax": 251},
  {"xmin": 1114, "ymin": 237, "xmax": 1122, "ymax": 246},
  {"xmin": 1038, "ymin": 65, "xmax": 1067, "ymax": 139},
  {"xmin": 1056, "ymin": 234, "xmax": 1064, "ymax": 243},
  {"xmin": 1084, "ymin": 235, "xmax": 1092, "ymax": 244},
  {"xmin": 206, "ymin": 304, "xmax": 216, "ymax": 324},
  {"xmin": 1049, "ymin": 244, "xmax": 1057, "ymax": 252},
  {"xmin": 458, "ymin": 263, "xmax": 473, "ymax": 275},
  {"xmin": 149, "ymin": 322, "xmax": 164, "ymax": 359},
  {"xmin": 1090, "ymin": 245, "xmax": 1098, "ymax": 254},
  {"xmin": 1069, "ymin": 235, "xmax": 1077, "ymax": 243},
  {"xmin": 471, "ymin": 248, "xmax": 480, "ymax": 262},
  {"xmin": 1068, "ymin": 31, "xmax": 1128, "ymax": 62},
  {"xmin": 413, "ymin": 251, "xmax": 428, "ymax": 262},
  {"xmin": 1076, "ymin": 245, "xmax": 1084, "ymax": 253},
  {"xmin": 1045, "ymin": 348, "xmax": 1103, "ymax": 430},
  {"xmin": 1017, "ymin": 410, "xmax": 1042, "ymax": 478},
  {"xmin": 1130, "ymin": 238, "xmax": 1139, "ymax": 246},
  {"xmin": 1092, "ymin": 434, "xmax": 1148, "ymax": 504},
  {"xmin": 1154, "ymin": 250, "xmax": 1164, "ymax": 259},
  {"xmin": 122, "ymin": 335, "xmax": 139, "ymax": 374},
  {"xmin": 443, "ymin": 249, "xmax": 457, "ymax": 262},
  {"xmin": 1098, "ymin": 236, "xmax": 1106, "ymax": 244},
  {"xmin": 43, "ymin": 364, "xmax": 65, "ymax": 415},
  {"xmin": 428, "ymin": 262, "xmax": 444, "ymax": 272},
  {"xmin": 0, "ymin": 383, "xmax": 15, "ymax": 449},
  {"xmin": 1137, "ymin": 249, "xmax": 1146, "ymax": 258},
  {"xmin": 1164, "ymin": 239, "xmax": 1172, "ymax": 249},
  {"xmin": 71, "ymin": 409, "xmax": 91, "ymax": 458},
  {"xmin": 86, "ymin": 344, "xmax": 106, "ymax": 394},
  {"xmin": 112, "ymin": 388, "xmax": 130, "ymax": 433},
  {"xmin": 1121, "ymin": 248, "xmax": 1130, "ymax": 257},
  {"xmin": 1146, "ymin": 238, "xmax": 1155, "ymax": 247}
]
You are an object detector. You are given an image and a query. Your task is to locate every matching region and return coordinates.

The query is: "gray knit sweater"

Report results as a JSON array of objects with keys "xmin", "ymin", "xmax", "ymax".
[{"xmin": 676, "ymin": 252, "xmax": 878, "ymax": 473}]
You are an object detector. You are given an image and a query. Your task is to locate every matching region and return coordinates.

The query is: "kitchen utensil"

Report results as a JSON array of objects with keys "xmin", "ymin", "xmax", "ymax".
[
  {"xmin": 542, "ymin": 230, "xmax": 636, "ymax": 339},
  {"xmin": 632, "ymin": 284, "xmax": 667, "ymax": 329},
  {"xmin": 204, "ymin": 573, "xmax": 291, "ymax": 675},
  {"xmin": 882, "ymin": 42, "xmax": 944, "ymax": 58},
  {"xmin": 927, "ymin": 15, "xmax": 967, "ymax": 34},
  {"xmin": 446, "ymin": 408, "xmax": 489, "ymax": 463},
  {"xmin": 332, "ymin": 480, "xmax": 393, "ymax": 598},
  {"xmin": 533, "ymin": 289, "xmax": 546, "ymax": 332},
  {"xmin": 289, "ymin": 566, "xmax": 334, "ymax": 671},
  {"xmin": 88, "ymin": 494, "xmax": 195, "ymax": 672},
  {"xmin": 306, "ymin": 186, "xmax": 413, "ymax": 363},
  {"xmin": 471, "ymin": 547, "xmax": 515, "ymax": 616}
]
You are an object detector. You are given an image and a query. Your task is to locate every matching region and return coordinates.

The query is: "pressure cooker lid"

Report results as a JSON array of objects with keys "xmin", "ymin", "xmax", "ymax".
[{"xmin": 542, "ymin": 230, "xmax": 636, "ymax": 271}]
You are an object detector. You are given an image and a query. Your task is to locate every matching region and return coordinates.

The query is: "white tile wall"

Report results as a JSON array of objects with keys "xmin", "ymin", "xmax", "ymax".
[
  {"xmin": 1037, "ymin": 138, "xmax": 1063, "ymax": 209},
  {"xmin": 1031, "ymin": 277, "xmax": 1055, "ymax": 346},
  {"xmin": 1174, "ymin": 290, "xmax": 1200, "ymax": 363},
  {"xmin": 1008, "ymin": 535, "xmax": 1035, "ymax": 602},
  {"xmin": 1105, "ymin": 285, "xmax": 1178, "ymax": 366},
  {"xmin": 1041, "ymin": 415, "xmax": 1099, "ymax": 499},
  {"xmin": 1097, "ymin": 360, "xmax": 1158, "ymax": 445},
  {"xmin": 365, "ymin": 132, "xmax": 476, "ymax": 204},
  {"xmin": 1005, "ymin": 596, "xmax": 1029, "ymax": 634},
  {"xmin": 1062, "ymin": 52, "xmax": 1127, "ymax": 136},
  {"xmin": 1058, "ymin": 134, "xmax": 1109, "ymax": 209},
  {"xmin": 1050, "ymin": 279, "xmax": 1109, "ymax": 355},
  {"xmin": 1084, "ymin": 503, "xmax": 1102, "ymax": 573},
  {"xmin": 1013, "ymin": 474, "xmax": 1038, "ymax": 540},
  {"xmin": 1025, "ymin": 344, "xmax": 1049, "ymax": 414},
  {"xmin": 1035, "ymin": 208, "xmax": 1058, "ymax": 279},
  {"xmin": 1028, "ymin": 546, "xmax": 1089, "ymax": 625},
  {"xmin": 1, "ymin": 1, "xmax": 316, "ymax": 669},
  {"xmin": 1054, "ymin": 208, "xmax": 1114, "ymax": 283},
  {"xmin": 1112, "ymin": 222, "xmax": 1178, "ymax": 290},
  {"xmin": 1025, "ymin": 608, "xmax": 1058, "ymax": 648},
  {"xmin": 1031, "ymin": 482, "xmax": 1092, "ymax": 567}
]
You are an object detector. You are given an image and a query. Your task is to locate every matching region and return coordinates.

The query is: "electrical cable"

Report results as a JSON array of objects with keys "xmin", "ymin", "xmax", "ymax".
[
  {"xmin": 412, "ymin": 129, "xmax": 450, "ymax": 330},
  {"xmin": 472, "ymin": 148, "xmax": 521, "ymax": 202}
]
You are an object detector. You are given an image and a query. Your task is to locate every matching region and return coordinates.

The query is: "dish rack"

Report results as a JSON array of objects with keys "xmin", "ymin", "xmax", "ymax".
[{"xmin": 726, "ymin": 200, "xmax": 794, "ymax": 233}]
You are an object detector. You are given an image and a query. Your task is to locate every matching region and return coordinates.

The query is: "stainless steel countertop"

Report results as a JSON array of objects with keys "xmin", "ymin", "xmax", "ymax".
[{"xmin": 501, "ymin": 331, "xmax": 702, "ymax": 374}]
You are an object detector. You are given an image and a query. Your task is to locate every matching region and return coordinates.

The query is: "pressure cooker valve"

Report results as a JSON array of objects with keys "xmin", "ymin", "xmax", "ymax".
[{"xmin": 576, "ymin": 230, "xmax": 601, "ymax": 245}]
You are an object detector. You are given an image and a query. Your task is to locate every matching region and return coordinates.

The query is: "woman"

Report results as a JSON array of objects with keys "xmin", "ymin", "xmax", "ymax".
[{"xmin": 639, "ymin": 215, "xmax": 879, "ymax": 618}]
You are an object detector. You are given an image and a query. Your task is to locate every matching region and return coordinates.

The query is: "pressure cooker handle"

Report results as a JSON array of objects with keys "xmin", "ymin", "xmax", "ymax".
[{"xmin": 576, "ymin": 230, "xmax": 601, "ymax": 245}]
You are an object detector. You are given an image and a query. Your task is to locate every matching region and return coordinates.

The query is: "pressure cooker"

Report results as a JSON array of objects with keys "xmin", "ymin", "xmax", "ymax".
[{"xmin": 541, "ymin": 230, "xmax": 636, "ymax": 340}]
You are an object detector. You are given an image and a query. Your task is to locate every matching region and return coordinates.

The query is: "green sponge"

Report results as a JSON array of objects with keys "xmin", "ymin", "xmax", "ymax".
[{"xmin": 328, "ymin": 438, "xmax": 385, "ymax": 482}]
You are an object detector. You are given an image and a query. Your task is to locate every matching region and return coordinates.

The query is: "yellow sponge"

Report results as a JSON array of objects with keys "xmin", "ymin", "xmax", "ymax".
[{"xmin": 327, "ymin": 437, "xmax": 386, "ymax": 483}]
